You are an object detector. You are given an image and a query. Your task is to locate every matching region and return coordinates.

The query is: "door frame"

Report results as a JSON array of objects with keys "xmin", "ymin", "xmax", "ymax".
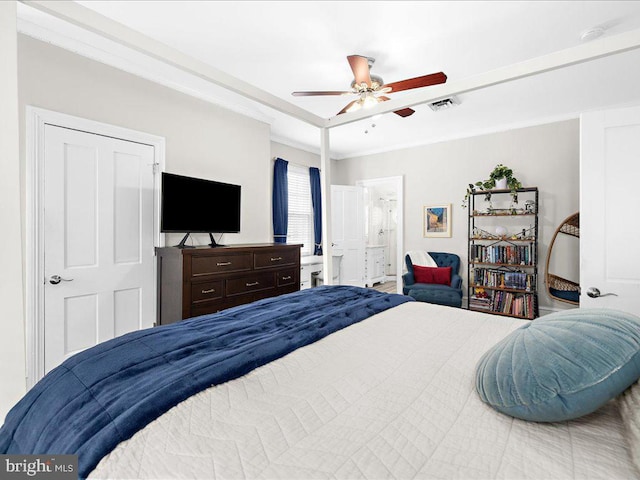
[
  {"xmin": 25, "ymin": 107, "xmax": 165, "ymax": 387},
  {"xmin": 356, "ymin": 176, "xmax": 404, "ymax": 294}
]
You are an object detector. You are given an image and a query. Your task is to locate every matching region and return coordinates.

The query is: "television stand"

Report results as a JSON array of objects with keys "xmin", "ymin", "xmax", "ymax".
[
  {"xmin": 176, "ymin": 232, "xmax": 195, "ymax": 249},
  {"xmin": 175, "ymin": 232, "xmax": 226, "ymax": 248},
  {"xmin": 208, "ymin": 233, "xmax": 225, "ymax": 248}
]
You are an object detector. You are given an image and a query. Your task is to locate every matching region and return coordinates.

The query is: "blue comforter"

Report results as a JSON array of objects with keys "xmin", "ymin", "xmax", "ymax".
[{"xmin": 0, "ymin": 286, "xmax": 411, "ymax": 478}]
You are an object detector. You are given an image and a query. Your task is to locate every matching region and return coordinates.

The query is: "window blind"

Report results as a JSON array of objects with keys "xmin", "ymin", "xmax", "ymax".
[{"xmin": 287, "ymin": 165, "xmax": 313, "ymax": 256}]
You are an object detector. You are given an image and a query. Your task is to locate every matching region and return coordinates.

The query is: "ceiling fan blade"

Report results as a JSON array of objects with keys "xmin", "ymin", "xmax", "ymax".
[
  {"xmin": 378, "ymin": 96, "xmax": 415, "ymax": 117},
  {"xmin": 347, "ymin": 55, "xmax": 372, "ymax": 87},
  {"xmin": 337, "ymin": 100, "xmax": 358, "ymax": 115},
  {"xmin": 383, "ymin": 72, "xmax": 447, "ymax": 93},
  {"xmin": 393, "ymin": 108, "xmax": 415, "ymax": 117},
  {"xmin": 292, "ymin": 90, "xmax": 353, "ymax": 96}
]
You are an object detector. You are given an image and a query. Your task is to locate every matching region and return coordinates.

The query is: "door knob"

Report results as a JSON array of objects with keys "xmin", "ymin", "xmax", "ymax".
[
  {"xmin": 49, "ymin": 275, "xmax": 74, "ymax": 285},
  {"xmin": 586, "ymin": 287, "xmax": 617, "ymax": 298}
]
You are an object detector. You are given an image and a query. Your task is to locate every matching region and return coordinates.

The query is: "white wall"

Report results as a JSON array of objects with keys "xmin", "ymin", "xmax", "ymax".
[
  {"xmin": 0, "ymin": 1, "xmax": 27, "ymax": 423},
  {"xmin": 333, "ymin": 119, "xmax": 580, "ymax": 312},
  {"xmin": 17, "ymin": 35, "xmax": 272, "ymax": 248}
]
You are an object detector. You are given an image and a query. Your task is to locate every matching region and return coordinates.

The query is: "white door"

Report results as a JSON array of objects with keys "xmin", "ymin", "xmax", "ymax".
[
  {"xmin": 580, "ymin": 105, "xmax": 640, "ymax": 314},
  {"xmin": 43, "ymin": 125, "xmax": 156, "ymax": 373},
  {"xmin": 331, "ymin": 185, "xmax": 365, "ymax": 287}
]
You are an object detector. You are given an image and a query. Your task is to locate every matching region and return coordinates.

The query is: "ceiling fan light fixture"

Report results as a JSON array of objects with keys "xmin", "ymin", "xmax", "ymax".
[
  {"xmin": 362, "ymin": 93, "xmax": 379, "ymax": 109},
  {"xmin": 347, "ymin": 93, "xmax": 380, "ymax": 113}
]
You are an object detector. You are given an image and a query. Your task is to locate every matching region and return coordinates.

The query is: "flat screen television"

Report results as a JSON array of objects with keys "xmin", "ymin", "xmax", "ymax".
[{"xmin": 161, "ymin": 172, "xmax": 241, "ymax": 248}]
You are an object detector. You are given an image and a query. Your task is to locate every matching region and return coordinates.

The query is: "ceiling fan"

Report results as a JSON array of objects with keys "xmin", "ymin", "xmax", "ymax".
[{"xmin": 292, "ymin": 55, "xmax": 447, "ymax": 117}]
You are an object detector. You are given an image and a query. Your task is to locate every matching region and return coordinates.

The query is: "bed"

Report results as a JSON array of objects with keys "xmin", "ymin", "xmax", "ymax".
[{"xmin": 1, "ymin": 286, "xmax": 638, "ymax": 479}]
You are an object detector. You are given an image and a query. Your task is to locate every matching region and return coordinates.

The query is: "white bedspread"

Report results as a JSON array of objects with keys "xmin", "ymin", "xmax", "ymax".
[{"xmin": 90, "ymin": 302, "xmax": 636, "ymax": 479}]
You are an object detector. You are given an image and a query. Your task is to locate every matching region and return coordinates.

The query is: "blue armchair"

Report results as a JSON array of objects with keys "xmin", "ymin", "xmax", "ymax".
[{"xmin": 402, "ymin": 252, "xmax": 463, "ymax": 307}]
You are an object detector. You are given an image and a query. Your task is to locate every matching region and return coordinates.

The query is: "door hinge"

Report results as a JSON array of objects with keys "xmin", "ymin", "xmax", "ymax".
[{"xmin": 150, "ymin": 162, "xmax": 160, "ymax": 174}]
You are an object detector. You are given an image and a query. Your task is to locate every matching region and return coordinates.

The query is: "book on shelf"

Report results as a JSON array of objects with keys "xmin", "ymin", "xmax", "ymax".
[
  {"xmin": 472, "ymin": 268, "xmax": 536, "ymax": 291},
  {"xmin": 469, "ymin": 296, "xmax": 492, "ymax": 311},
  {"xmin": 489, "ymin": 290, "xmax": 534, "ymax": 319},
  {"xmin": 470, "ymin": 244, "xmax": 534, "ymax": 265}
]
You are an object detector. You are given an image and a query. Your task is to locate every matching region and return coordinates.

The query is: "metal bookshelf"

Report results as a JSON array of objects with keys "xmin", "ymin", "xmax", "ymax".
[{"xmin": 467, "ymin": 187, "xmax": 539, "ymax": 320}]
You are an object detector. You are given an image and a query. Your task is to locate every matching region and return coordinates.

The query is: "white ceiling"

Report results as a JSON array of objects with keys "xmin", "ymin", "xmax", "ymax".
[{"xmin": 16, "ymin": 1, "xmax": 640, "ymax": 159}]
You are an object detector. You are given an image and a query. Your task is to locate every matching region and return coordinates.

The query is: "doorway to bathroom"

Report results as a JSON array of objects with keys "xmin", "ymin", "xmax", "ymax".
[{"xmin": 356, "ymin": 176, "xmax": 403, "ymax": 294}]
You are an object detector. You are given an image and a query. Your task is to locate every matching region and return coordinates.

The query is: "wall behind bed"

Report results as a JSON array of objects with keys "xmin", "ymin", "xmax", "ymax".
[{"xmin": 332, "ymin": 119, "xmax": 579, "ymax": 314}]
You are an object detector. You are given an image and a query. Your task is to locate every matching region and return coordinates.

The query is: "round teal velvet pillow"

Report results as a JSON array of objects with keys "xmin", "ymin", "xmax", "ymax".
[{"xmin": 475, "ymin": 308, "xmax": 640, "ymax": 422}]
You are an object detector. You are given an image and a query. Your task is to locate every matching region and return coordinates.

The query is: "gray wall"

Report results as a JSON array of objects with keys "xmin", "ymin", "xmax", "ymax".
[
  {"xmin": 18, "ymin": 35, "xmax": 273, "ymax": 248},
  {"xmin": 333, "ymin": 119, "xmax": 580, "ymax": 312},
  {"xmin": 271, "ymin": 141, "xmax": 320, "ymax": 169}
]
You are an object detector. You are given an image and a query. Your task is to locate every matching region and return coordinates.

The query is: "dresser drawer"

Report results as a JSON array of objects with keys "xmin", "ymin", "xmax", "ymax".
[
  {"xmin": 189, "ymin": 298, "xmax": 227, "ymax": 318},
  {"xmin": 191, "ymin": 280, "xmax": 223, "ymax": 303},
  {"xmin": 254, "ymin": 249, "xmax": 299, "ymax": 269},
  {"xmin": 277, "ymin": 268, "xmax": 297, "ymax": 287},
  {"xmin": 226, "ymin": 272, "xmax": 275, "ymax": 296},
  {"xmin": 190, "ymin": 253, "xmax": 252, "ymax": 277}
]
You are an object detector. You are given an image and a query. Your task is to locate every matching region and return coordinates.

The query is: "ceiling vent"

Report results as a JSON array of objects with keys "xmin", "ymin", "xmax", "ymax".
[{"xmin": 428, "ymin": 96, "xmax": 459, "ymax": 112}]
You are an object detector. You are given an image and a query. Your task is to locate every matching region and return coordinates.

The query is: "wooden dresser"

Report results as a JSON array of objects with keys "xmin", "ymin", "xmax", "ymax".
[{"xmin": 156, "ymin": 243, "xmax": 302, "ymax": 325}]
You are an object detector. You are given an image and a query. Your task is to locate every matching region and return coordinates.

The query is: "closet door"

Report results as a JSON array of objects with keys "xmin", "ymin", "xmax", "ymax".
[{"xmin": 43, "ymin": 125, "xmax": 156, "ymax": 373}]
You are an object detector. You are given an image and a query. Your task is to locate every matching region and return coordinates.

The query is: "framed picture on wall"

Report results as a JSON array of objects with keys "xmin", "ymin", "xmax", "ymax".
[{"xmin": 424, "ymin": 204, "xmax": 452, "ymax": 237}]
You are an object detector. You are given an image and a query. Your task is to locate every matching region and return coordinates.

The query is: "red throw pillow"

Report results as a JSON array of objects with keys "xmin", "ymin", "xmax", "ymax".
[{"xmin": 413, "ymin": 265, "xmax": 452, "ymax": 285}]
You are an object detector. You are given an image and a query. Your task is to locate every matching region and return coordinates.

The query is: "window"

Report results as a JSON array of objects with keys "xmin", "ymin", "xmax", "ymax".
[{"xmin": 287, "ymin": 165, "xmax": 313, "ymax": 256}]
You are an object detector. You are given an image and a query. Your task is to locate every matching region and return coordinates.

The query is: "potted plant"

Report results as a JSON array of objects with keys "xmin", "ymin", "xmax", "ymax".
[{"xmin": 462, "ymin": 164, "xmax": 522, "ymax": 208}]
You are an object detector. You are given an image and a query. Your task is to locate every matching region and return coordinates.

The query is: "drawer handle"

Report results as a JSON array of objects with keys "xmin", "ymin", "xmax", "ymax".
[
  {"xmin": 270, "ymin": 257, "xmax": 283, "ymax": 262},
  {"xmin": 282, "ymin": 276, "xmax": 292, "ymax": 280},
  {"xmin": 246, "ymin": 281, "xmax": 260, "ymax": 287},
  {"xmin": 216, "ymin": 261, "xmax": 232, "ymax": 266},
  {"xmin": 201, "ymin": 288, "xmax": 216, "ymax": 294}
]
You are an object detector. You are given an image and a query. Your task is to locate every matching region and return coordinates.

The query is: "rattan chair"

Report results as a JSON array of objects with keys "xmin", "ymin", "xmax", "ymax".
[{"xmin": 545, "ymin": 212, "xmax": 580, "ymax": 305}]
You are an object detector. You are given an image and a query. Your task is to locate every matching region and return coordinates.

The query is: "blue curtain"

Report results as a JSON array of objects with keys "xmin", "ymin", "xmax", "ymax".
[
  {"xmin": 272, "ymin": 158, "xmax": 288, "ymax": 244},
  {"xmin": 309, "ymin": 167, "xmax": 322, "ymax": 255}
]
